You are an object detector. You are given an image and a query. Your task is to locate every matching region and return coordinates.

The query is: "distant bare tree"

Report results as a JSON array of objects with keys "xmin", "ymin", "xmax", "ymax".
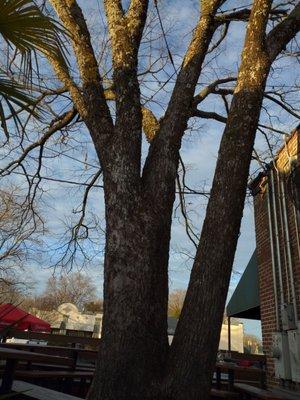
[
  {"xmin": 244, "ymin": 334, "xmax": 263, "ymax": 354},
  {"xmin": 0, "ymin": 281, "xmax": 26, "ymax": 304},
  {"xmin": 168, "ymin": 290, "xmax": 186, "ymax": 319},
  {"xmin": 84, "ymin": 299, "xmax": 103, "ymax": 313},
  {"xmin": 35, "ymin": 272, "xmax": 97, "ymax": 310},
  {"xmin": 0, "ymin": 187, "xmax": 43, "ymax": 300}
]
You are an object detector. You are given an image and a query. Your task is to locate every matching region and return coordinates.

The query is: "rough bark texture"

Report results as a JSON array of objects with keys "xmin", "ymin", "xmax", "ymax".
[
  {"xmin": 44, "ymin": 1, "xmax": 300, "ymax": 399},
  {"xmin": 87, "ymin": 2, "xmax": 171, "ymax": 398},
  {"xmin": 161, "ymin": 2, "xmax": 300, "ymax": 400},
  {"xmin": 87, "ymin": 2, "xmax": 224, "ymax": 399}
]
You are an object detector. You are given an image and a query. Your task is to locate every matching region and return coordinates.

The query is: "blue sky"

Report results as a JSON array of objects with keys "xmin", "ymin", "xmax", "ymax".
[{"xmin": 1, "ymin": 1, "xmax": 299, "ymax": 338}]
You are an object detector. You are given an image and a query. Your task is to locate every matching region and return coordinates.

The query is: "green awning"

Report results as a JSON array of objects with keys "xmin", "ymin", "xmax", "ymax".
[{"xmin": 227, "ymin": 250, "xmax": 261, "ymax": 320}]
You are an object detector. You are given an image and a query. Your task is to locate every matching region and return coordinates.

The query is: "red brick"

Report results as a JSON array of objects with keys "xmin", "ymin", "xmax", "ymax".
[{"xmin": 253, "ymin": 130, "xmax": 300, "ymax": 387}]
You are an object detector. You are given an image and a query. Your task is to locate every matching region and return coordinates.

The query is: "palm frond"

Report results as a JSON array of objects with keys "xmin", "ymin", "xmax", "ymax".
[
  {"xmin": 0, "ymin": 74, "xmax": 36, "ymax": 107},
  {"xmin": 0, "ymin": 71, "xmax": 40, "ymax": 141},
  {"xmin": 0, "ymin": 0, "xmax": 67, "ymax": 140},
  {"xmin": 0, "ymin": 0, "xmax": 67, "ymax": 64}
]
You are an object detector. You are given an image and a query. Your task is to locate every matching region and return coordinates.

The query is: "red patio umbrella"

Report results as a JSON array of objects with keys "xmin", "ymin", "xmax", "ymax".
[{"xmin": 0, "ymin": 303, "xmax": 51, "ymax": 333}]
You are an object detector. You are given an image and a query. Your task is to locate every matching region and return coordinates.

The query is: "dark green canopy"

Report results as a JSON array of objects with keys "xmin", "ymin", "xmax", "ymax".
[{"xmin": 227, "ymin": 250, "xmax": 261, "ymax": 320}]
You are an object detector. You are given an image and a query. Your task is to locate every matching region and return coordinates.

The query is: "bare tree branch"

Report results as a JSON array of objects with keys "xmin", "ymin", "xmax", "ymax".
[
  {"xmin": 125, "ymin": 1, "xmax": 149, "ymax": 51},
  {"xmin": 193, "ymin": 76, "xmax": 237, "ymax": 106},
  {"xmin": 216, "ymin": 7, "xmax": 288, "ymax": 23},
  {"xmin": 0, "ymin": 108, "xmax": 77, "ymax": 176},
  {"xmin": 49, "ymin": 0, "xmax": 114, "ymax": 166},
  {"xmin": 192, "ymin": 109, "xmax": 227, "ymax": 123},
  {"xmin": 267, "ymin": 3, "xmax": 300, "ymax": 62}
]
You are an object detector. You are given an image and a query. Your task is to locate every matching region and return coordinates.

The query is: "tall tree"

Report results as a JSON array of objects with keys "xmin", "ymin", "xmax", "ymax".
[
  {"xmin": 0, "ymin": 187, "xmax": 42, "ymax": 300},
  {"xmin": 0, "ymin": 1, "xmax": 299, "ymax": 400},
  {"xmin": 168, "ymin": 290, "xmax": 186, "ymax": 319},
  {"xmin": 35, "ymin": 272, "xmax": 98, "ymax": 310}
]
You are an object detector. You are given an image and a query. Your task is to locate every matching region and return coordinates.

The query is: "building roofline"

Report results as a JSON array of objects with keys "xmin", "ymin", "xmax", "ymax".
[{"xmin": 248, "ymin": 125, "xmax": 300, "ymax": 196}]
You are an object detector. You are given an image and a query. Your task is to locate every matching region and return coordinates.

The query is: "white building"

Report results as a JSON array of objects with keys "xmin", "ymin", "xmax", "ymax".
[
  {"xmin": 36, "ymin": 303, "xmax": 103, "ymax": 338},
  {"xmin": 168, "ymin": 317, "xmax": 244, "ymax": 353}
]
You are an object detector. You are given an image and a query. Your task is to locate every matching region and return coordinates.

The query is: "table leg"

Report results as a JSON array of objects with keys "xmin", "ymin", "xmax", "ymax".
[
  {"xmin": 260, "ymin": 369, "xmax": 266, "ymax": 389},
  {"xmin": 27, "ymin": 348, "xmax": 34, "ymax": 370},
  {"xmin": 0, "ymin": 359, "xmax": 18, "ymax": 394},
  {"xmin": 216, "ymin": 368, "xmax": 221, "ymax": 389},
  {"xmin": 228, "ymin": 369, "xmax": 234, "ymax": 391},
  {"xmin": 71, "ymin": 350, "xmax": 78, "ymax": 370}
]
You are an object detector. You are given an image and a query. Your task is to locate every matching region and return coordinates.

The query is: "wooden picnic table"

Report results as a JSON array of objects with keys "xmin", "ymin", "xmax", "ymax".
[
  {"xmin": 234, "ymin": 383, "xmax": 284, "ymax": 400},
  {"xmin": 8, "ymin": 380, "xmax": 82, "ymax": 400},
  {"xmin": 6, "ymin": 328, "xmax": 100, "ymax": 348},
  {"xmin": 215, "ymin": 361, "xmax": 265, "ymax": 391},
  {"xmin": 0, "ymin": 343, "xmax": 97, "ymax": 373},
  {"xmin": 0, "ymin": 347, "xmax": 73, "ymax": 394},
  {"xmin": 0, "ymin": 342, "xmax": 97, "ymax": 360}
]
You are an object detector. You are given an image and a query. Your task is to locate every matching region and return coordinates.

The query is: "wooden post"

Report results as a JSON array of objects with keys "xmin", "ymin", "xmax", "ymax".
[
  {"xmin": 0, "ymin": 359, "xmax": 18, "ymax": 394},
  {"xmin": 216, "ymin": 367, "xmax": 221, "ymax": 390},
  {"xmin": 228, "ymin": 316, "xmax": 231, "ymax": 354}
]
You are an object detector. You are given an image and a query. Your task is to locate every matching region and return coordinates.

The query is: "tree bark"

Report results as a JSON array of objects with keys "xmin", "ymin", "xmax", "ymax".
[
  {"xmin": 88, "ymin": 2, "xmax": 223, "ymax": 398},
  {"xmin": 162, "ymin": 2, "xmax": 300, "ymax": 400},
  {"xmin": 87, "ymin": 198, "xmax": 170, "ymax": 400}
]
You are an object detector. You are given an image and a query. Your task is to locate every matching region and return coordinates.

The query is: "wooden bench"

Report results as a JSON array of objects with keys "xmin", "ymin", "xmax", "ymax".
[
  {"xmin": 234, "ymin": 383, "xmax": 284, "ymax": 399},
  {"xmin": 10, "ymin": 380, "xmax": 82, "ymax": 400},
  {"xmin": 0, "ymin": 345, "xmax": 94, "ymax": 396},
  {"xmin": 15, "ymin": 362, "xmax": 95, "ymax": 372},
  {"xmin": 0, "ymin": 347, "xmax": 75, "ymax": 394},
  {"xmin": 211, "ymin": 388, "xmax": 239, "ymax": 399},
  {"xmin": 6, "ymin": 329, "xmax": 100, "ymax": 349},
  {"xmin": 11, "ymin": 369, "xmax": 94, "ymax": 397},
  {"xmin": 0, "ymin": 343, "xmax": 97, "ymax": 363},
  {"xmin": 14, "ymin": 369, "xmax": 94, "ymax": 380},
  {"xmin": 216, "ymin": 362, "xmax": 266, "ymax": 390},
  {"xmin": 0, "ymin": 343, "xmax": 97, "ymax": 372}
]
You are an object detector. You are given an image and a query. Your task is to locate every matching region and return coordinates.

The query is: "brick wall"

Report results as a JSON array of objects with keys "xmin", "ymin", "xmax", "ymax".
[{"xmin": 253, "ymin": 130, "xmax": 300, "ymax": 387}]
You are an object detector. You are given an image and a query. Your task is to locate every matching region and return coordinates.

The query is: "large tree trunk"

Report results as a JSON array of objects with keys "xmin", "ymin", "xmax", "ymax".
[
  {"xmin": 87, "ymin": 165, "xmax": 177, "ymax": 399},
  {"xmin": 163, "ymin": 4, "xmax": 300, "ymax": 399},
  {"xmin": 87, "ymin": 3, "xmax": 222, "ymax": 398},
  {"xmin": 162, "ymin": 2, "xmax": 272, "ymax": 399},
  {"xmin": 162, "ymin": 84, "xmax": 270, "ymax": 400}
]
